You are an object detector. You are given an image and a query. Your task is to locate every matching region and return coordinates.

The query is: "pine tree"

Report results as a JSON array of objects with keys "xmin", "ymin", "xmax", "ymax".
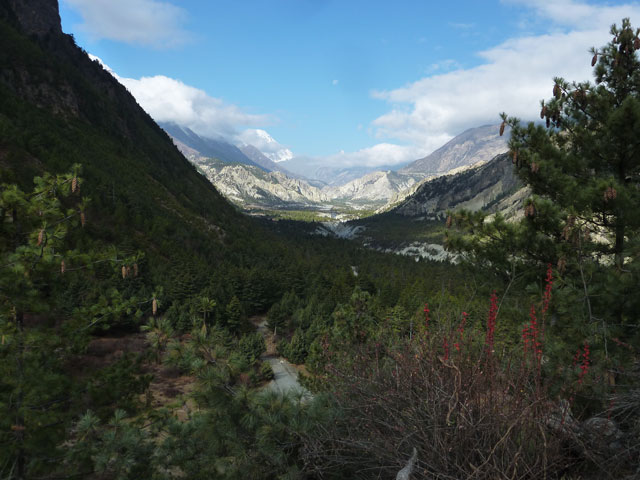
[
  {"xmin": 449, "ymin": 19, "xmax": 640, "ymax": 368},
  {"xmin": 225, "ymin": 295, "xmax": 246, "ymax": 334},
  {"xmin": 0, "ymin": 169, "xmax": 143, "ymax": 477},
  {"xmin": 506, "ymin": 18, "xmax": 640, "ymax": 267}
]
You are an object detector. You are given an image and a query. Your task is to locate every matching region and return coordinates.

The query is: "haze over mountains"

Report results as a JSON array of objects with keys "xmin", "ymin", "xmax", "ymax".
[{"xmin": 161, "ymin": 120, "xmax": 509, "ymax": 214}]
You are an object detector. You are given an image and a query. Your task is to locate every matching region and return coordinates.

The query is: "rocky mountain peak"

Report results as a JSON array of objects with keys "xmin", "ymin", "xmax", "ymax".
[
  {"xmin": 400, "ymin": 124, "xmax": 508, "ymax": 177},
  {"xmin": 7, "ymin": 0, "xmax": 62, "ymax": 37}
]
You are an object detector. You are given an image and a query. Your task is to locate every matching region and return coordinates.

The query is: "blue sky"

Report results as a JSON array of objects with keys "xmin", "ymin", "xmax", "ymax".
[{"xmin": 59, "ymin": 0, "xmax": 640, "ymax": 167}]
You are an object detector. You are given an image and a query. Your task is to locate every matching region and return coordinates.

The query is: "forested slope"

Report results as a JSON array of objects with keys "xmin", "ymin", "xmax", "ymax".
[{"xmin": 1, "ymin": 2, "xmax": 638, "ymax": 479}]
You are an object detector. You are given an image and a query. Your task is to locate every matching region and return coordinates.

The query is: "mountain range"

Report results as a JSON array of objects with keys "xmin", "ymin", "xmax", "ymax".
[
  {"xmin": 392, "ymin": 152, "xmax": 523, "ymax": 219},
  {"xmin": 400, "ymin": 124, "xmax": 509, "ymax": 176},
  {"xmin": 161, "ymin": 121, "xmax": 509, "ymax": 214}
]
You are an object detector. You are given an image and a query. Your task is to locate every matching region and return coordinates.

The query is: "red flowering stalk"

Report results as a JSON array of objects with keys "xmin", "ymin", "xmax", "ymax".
[
  {"xmin": 578, "ymin": 341, "xmax": 590, "ymax": 385},
  {"xmin": 423, "ymin": 303, "xmax": 430, "ymax": 334},
  {"xmin": 572, "ymin": 347, "xmax": 580, "ymax": 367},
  {"xmin": 485, "ymin": 291, "xmax": 498, "ymax": 355},
  {"xmin": 528, "ymin": 304, "xmax": 542, "ymax": 360},
  {"xmin": 454, "ymin": 311, "xmax": 468, "ymax": 352},
  {"xmin": 538, "ymin": 263, "xmax": 553, "ymax": 350}
]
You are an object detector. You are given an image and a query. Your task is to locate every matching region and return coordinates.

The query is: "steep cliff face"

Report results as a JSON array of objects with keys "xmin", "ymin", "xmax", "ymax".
[
  {"xmin": 0, "ymin": 0, "xmax": 242, "ymax": 268},
  {"xmin": 400, "ymin": 124, "xmax": 508, "ymax": 177},
  {"xmin": 187, "ymin": 156, "xmax": 424, "ymax": 210},
  {"xmin": 325, "ymin": 171, "xmax": 420, "ymax": 203},
  {"xmin": 195, "ymin": 159, "xmax": 330, "ymax": 206},
  {"xmin": 6, "ymin": 0, "xmax": 62, "ymax": 37},
  {"xmin": 393, "ymin": 153, "xmax": 522, "ymax": 218}
]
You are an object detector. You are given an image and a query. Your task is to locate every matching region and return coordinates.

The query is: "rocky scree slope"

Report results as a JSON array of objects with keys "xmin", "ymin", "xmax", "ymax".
[
  {"xmin": 400, "ymin": 124, "xmax": 508, "ymax": 177},
  {"xmin": 165, "ymin": 126, "xmax": 422, "ymax": 209},
  {"xmin": 392, "ymin": 152, "xmax": 522, "ymax": 218}
]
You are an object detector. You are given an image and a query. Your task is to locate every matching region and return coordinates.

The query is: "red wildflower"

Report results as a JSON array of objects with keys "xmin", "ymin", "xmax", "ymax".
[
  {"xmin": 577, "ymin": 342, "xmax": 591, "ymax": 384},
  {"xmin": 529, "ymin": 304, "xmax": 542, "ymax": 358},
  {"xmin": 455, "ymin": 311, "xmax": 468, "ymax": 352},
  {"xmin": 485, "ymin": 291, "xmax": 498, "ymax": 354},
  {"xmin": 423, "ymin": 303, "xmax": 430, "ymax": 333}
]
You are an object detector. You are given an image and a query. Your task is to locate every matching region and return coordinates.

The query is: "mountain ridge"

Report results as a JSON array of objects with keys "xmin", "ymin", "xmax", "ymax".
[
  {"xmin": 159, "ymin": 121, "xmax": 266, "ymax": 170},
  {"xmin": 400, "ymin": 124, "xmax": 508, "ymax": 176}
]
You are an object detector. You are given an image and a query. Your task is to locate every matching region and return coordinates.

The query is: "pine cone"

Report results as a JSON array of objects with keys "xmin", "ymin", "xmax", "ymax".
[
  {"xmin": 80, "ymin": 212, "xmax": 86, "ymax": 227},
  {"xmin": 557, "ymin": 257, "xmax": 567, "ymax": 274},
  {"xmin": 133, "ymin": 263, "xmax": 139, "ymax": 277},
  {"xmin": 525, "ymin": 203, "xmax": 536, "ymax": 218},
  {"xmin": 553, "ymin": 84, "xmax": 561, "ymax": 99},
  {"xmin": 540, "ymin": 104, "xmax": 546, "ymax": 119},
  {"xmin": 71, "ymin": 177, "xmax": 78, "ymax": 193},
  {"xmin": 446, "ymin": 215, "xmax": 452, "ymax": 228},
  {"xmin": 499, "ymin": 121, "xmax": 506, "ymax": 136},
  {"xmin": 152, "ymin": 298, "xmax": 158, "ymax": 316},
  {"xmin": 37, "ymin": 229, "xmax": 44, "ymax": 246},
  {"xmin": 591, "ymin": 53, "xmax": 597, "ymax": 66},
  {"xmin": 635, "ymin": 37, "xmax": 640, "ymax": 50},
  {"xmin": 122, "ymin": 265, "xmax": 127, "ymax": 279},
  {"xmin": 61, "ymin": 260, "xmax": 66, "ymax": 274},
  {"xmin": 604, "ymin": 186, "xmax": 617, "ymax": 201}
]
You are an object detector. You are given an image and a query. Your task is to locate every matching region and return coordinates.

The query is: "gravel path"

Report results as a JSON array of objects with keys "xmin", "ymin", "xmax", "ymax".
[{"xmin": 256, "ymin": 319, "xmax": 311, "ymax": 398}]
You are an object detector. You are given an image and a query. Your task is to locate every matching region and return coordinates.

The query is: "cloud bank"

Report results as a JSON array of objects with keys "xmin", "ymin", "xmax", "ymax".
[
  {"xmin": 90, "ymin": 55, "xmax": 270, "ymax": 139},
  {"xmin": 64, "ymin": 0, "xmax": 190, "ymax": 48},
  {"xmin": 322, "ymin": 143, "xmax": 424, "ymax": 169},
  {"xmin": 236, "ymin": 129, "xmax": 294, "ymax": 163},
  {"xmin": 87, "ymin": 1, "xmax": 640, "ymax": 172},
  {"xmin": 371, "ymin": 1, "xmax": 640, "ymax": 155}
]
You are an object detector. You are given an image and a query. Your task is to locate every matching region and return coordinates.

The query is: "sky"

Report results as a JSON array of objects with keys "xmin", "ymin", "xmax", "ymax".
[{"xmin": 59, "ymin": 0, "xmax": 640, "ymax": 169}]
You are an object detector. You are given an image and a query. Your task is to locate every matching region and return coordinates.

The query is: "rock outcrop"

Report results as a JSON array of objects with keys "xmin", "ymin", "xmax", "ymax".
[
  {"xmin": 393, "ymin": 153, "xmax": 521, "ymax": 218},
  {"xmin": 6, "ymin": 0, "xmax": 62, "ymax": 37},
  {"xmin": 401, "ymin": 124, "xmax": 508, "ymax": 177}
]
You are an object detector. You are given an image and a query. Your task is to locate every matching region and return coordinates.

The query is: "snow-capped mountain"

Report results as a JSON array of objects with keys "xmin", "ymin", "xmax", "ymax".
[
  {"xmin": 160, "ymin": 122, "xmax": 264, "ymax": 169},
  {"xmin": 160, "ymin": 121, "xmax": 514, "ymax": 214},
  {"xmin": 237, "ymin": 129, "xmax": 294, "ymax": 163}
]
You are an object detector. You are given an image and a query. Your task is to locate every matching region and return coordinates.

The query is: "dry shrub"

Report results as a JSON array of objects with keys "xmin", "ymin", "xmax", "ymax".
[{"xmin": 302, "ymin": 333, "xmax": 576, "ymax": 480}]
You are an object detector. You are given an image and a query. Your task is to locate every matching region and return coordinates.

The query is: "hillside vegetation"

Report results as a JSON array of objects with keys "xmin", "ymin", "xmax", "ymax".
[{"xmin": 1, "ymin": 3, "xmax": 639, "ymax": 479}]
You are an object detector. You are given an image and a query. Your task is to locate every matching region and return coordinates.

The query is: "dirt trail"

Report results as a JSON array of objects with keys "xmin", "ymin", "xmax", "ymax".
[{"xmin": 254, "ymin": 318, "xmax": 311, "ymax": 398}]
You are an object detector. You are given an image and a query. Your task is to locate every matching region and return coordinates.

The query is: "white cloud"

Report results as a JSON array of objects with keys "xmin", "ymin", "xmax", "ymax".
[
  {"xmin": 63, "ymin": 0, "xmax": 190, "ymax": 48},
  {"xmin": 372, "ymin": 2, "xmax": 640, "ymax": 155},
  {"xmin": 90, "ymin": 55, "xmax": 271, "ymax": 139},
  {"xmin": 236, "ymin": 129, "xmax": 294, "ymax": 162},
  {"xmin": 332, "ymin": 79, "xmax": 339, "ymax": 86},
  {"xmin": 321, "ymin": 143, "xmax": 425, "ymax": 168},
  {"xmin": 503, "ymin": 0, "xmax": 638, "ymax": 29}
]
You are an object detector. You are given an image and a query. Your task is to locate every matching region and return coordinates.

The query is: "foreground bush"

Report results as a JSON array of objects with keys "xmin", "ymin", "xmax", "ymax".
[{"xmin": 302, "ymin": 283, "xmax": 638, "ymax": 479}]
